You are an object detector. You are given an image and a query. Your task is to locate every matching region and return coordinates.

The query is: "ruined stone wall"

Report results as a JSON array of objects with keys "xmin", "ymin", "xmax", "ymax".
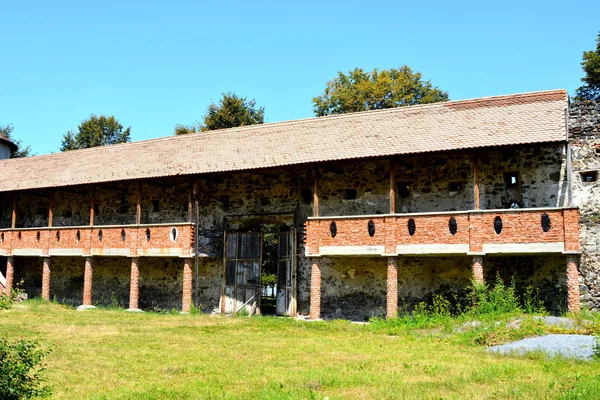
[
  {"xmin": 53, "ymin": 188, "xmax": 91, "ymax": 227},
  {"xmin": 140, "ymin": 180, "xmax": 189, "ymax": 225},
  {"xmin": 93, "ymin": 183, "xmax": 136, "ymax": 226},
  {"xmin": 479, "ymin": 145, "xmax": 567, "ymax": 209},
  {"xmin": 15, "ymin": 192, "xmax": 50, "ymax": 228},
  {"xmin": 569, "ymin": 100, "xmax": 600, "ymax": 309}
]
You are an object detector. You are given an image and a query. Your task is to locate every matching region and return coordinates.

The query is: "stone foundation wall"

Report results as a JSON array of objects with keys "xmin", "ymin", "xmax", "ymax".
[{"xmin": 570, "ymin": 100, "xmax": 600, "ymax": 309}]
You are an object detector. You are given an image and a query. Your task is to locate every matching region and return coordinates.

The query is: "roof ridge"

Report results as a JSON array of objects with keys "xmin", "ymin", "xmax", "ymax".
[{"xmin": 4, "ymin": 88, "xmax": 567, "ymax": 164}]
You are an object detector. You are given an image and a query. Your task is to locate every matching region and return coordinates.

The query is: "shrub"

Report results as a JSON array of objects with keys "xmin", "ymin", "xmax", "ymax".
[
  {"xmin": 523, "ymin": 285, "xmax": 547, "ymax": 315},
  {"xmin": 0, "ymin": 339, "xmax": 51, "ymax": 399},
  {"xmin": 468, "ymin": 274, "xmax": 521, "ymax": 316}
]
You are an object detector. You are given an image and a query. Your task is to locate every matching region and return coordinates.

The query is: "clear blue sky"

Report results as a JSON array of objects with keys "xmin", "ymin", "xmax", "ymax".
[{"xmin": 1, "ymin": 0, "xmax": 598, "ymax": 155}]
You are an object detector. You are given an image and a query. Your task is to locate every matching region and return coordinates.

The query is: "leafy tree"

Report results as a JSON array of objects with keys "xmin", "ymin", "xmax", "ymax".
[
  {"xmin": 61, "ymin": 115, "xmax": 131, "ymax": 151},
  {"xmin": 0, "ymin": 339, "xmax": 51, "ymax": 399},
  {"xmin": 312, "ymin": 66, "xmax": 449, "ymax": 116},
  {"xmin": 575, "ymin": 32, "xmax": 600, "ymax": 101},
  {"xmin": 0, "ymin": 124, "xmax": 31, "ymax": 158},
  {"xmin": 174, "ymin": 93, "xmax": 265, "ymax": 135}
]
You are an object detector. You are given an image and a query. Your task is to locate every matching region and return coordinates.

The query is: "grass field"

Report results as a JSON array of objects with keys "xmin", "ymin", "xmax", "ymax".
[{"xmin": 1, "ymin": 300, "xmax": 600, "ymax": 399}]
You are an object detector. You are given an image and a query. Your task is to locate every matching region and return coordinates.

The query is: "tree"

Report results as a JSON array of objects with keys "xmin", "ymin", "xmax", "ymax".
[
  {"xmin": 61, "ymin": 115, "xmax": 131, "ymax": 151},
  {"xmin": 0, "ymin": 124, "xmax": 31, "ymax": 158},
  {"xmin": 174, "ymin": 93, "xmax": 265, "ymax": 135},
  {"xmin": 312, "ymin": 66, "xmax": 449, "ymax": 116},
  {"xmin": 575, "ymin": 32, "xmax": 600, "ymax": 101}
]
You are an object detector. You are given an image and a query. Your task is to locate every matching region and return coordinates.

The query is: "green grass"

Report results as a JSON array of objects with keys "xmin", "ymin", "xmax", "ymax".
[{"xmin": 1, "ymin": 301, "xmax": 600, "ymax": 399}]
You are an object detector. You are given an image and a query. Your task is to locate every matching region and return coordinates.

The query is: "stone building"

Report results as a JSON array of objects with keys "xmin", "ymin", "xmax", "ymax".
[{"xmin": 0, "ymin": 89, "xmax": 597, "ymax": 319}]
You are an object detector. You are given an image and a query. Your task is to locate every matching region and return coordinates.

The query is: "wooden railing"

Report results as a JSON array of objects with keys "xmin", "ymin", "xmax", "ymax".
[
  {"xmin": 304, "ymin": 208, "xmax": 580, "ymax": 256},
  {"xmin": 0, "ymin": 223, "xmax": 194, "ymax": 258}
]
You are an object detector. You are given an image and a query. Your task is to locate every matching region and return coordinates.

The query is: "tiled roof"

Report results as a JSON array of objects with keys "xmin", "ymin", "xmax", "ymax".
[{"xmin": 0, "ymin": 89, "xmax": 568, "ymax": 193}]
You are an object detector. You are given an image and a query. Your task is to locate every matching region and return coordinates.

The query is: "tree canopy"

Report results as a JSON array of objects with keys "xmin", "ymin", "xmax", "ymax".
[
  {"xmin": 312, "ymin": 66, "xmax": 449, "ymax": 116},
  {"xmin": 0, "ymin": 124, "xmax": 31, "ymax": 158},
  {"xmin": 575, "ymin": 32, "xmax": 600, "ymax": 101},
  {"xmin": 61, "ymin": 115, "xmax": 131, "ymax": 151},
  {"xmin": 174, "ymin": 93, "xmax": 265, "ymax": 135}
]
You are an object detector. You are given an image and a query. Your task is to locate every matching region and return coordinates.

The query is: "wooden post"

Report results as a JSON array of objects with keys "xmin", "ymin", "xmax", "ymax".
[
  {"xmin": 48, "ymin": 192, "xmax": 54, "ymax": 227},
  {"xmin": 313, "ymin": 168, "xmax": 319, "ymax": 218},
  {"xmin": 472, "ymin": 153, "xmax": 480, "ymax": 210},
  {"xmin": 136, "ymin": 182, "xmax": 142, "ymax": 225},
  {"xmin": 389, "ymin": 159, "xmax": 396, "ymax": 214},
  {"xmin": 188, "ymin": 181, "xmax": 193, "ymax": 223},
  {"xmin": 89, "ymin": 187, "xmax": 95, "ymax": 226},
  {"xmin": 11, "ymin": 195, "xmax": 16, "ymax": 229}
]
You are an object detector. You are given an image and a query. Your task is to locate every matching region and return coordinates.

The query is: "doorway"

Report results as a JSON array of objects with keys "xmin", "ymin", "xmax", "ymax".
[{"xmin": 221, "ymin": 224, "xmax": 296, "ymax": 316}]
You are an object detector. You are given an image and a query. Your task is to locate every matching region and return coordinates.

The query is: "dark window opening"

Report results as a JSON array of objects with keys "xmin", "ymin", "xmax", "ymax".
[
  {"xmin": 218, "ymin": 195, "xmax": 230, "ymax": 210},
  {"xmin": 494, "ymin": 216, "xmax": 503, "ymax": 235},
  {"xmin": 55, "ymin": 231, "xmax": 60, "ymax": 241},
  {"xmin": 407, "ymin": 218, "xmax": 416, "ymax": 236},
  {"xmin": 300, "ymin": 189, "xmax": 312, "ymax": 205},
  {"xmin": 344, "ymin": 189, "xmax": 357, "ymax": 200},
  {"xmin": 367, "ymin": 220, "xmax": 375, "ymax": 237},
  {"xmin": 397, "ymin": 182, "xmax": 410, "ymax": 198},
  {"xmin": 504, "ymin": 172, "xmax": 519, "ymax": 188},
  {"xmin": 580, "ymin": 171, "xmax": 598, "ymax": 183},
  {"xmin": 595, "ymin": 146, "xmax": 600, "ymax": 155},
  {"xmin": 448, "ymin": 182, "xmax": 463, "ymax": 192},
  {"xmin": 330, "ymin": 221, "xmax": 337, "ymax": 238}
]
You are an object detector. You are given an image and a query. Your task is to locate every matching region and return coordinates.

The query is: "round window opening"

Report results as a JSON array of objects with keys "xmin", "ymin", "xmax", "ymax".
[
  {"xmin": 121, "ymin": 229, "xmax": 126, "ymax": 242},
  {"xmin": 329, "ymin": 221, "xmax": 337, "ymax": 238},
  {"xmin": 493, "ymin": 216, "xmax": 503, "ymax": 235},
  {"xmin": 408, "ymin": 218, "xmax": 416, "ymax": 236},
  {"xmin": 145, "ymin": 228, "xmax": 151, "ymax": 242},
  {"xmin": 448, "ymin": 217, "xmax": 458, "ymax": 236},
  {"xmin": 98, "ymin": 229, "xmax": 103, "ymax": 241},
  {"xmin": 541, "ymin": 213, "xmax": 551, "ymax": 233},
  {"xmin": 170, "ymin": 227, "xmax": 178, "ymax": 242},
  {"xmin": 55, "ymin": 231, "xmax": 60, "ymax": 241},
  {"xmin": 76, "ymin": 230, "xmax": 81, "ymax": 243},
  {"xmin": 367, "ymin": 220, "xmax": 376, "ymax": 237}
]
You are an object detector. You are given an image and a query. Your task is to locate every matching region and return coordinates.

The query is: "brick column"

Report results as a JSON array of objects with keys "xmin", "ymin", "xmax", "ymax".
[
  {"xmin": 472, "ymin": 256, "xmax": 484, "ymax": 285},
  {"xmin": 566, "ymin": 255, "xmax": 581, "ymax": 313},
  {"xmin": 182, "ymin": 258, "xmax": 193, "ymax": 313},
  {"xmin": 386, "ymin": 257, "xmax": 398, "ymax": 319},
  {"xmin": 5, "ymin": 257, "xmax": 14, "ymax": 296},
  {"xmin": 42, "ymin": 257, "xmax": 51, "ymax": 301},
  {"xmin": 128, "ymin": 257, "xmax": 140, "ymax": 311},
  {"xmin": 309, "ymin": 258, "xmax": 322, "ymax": 320},
  {"xmin": 83, "ymin": 257, "xmax": 94, "ymax": 306}
]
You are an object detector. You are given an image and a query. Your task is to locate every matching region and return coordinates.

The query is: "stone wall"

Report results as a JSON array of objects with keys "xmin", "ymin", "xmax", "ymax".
[{"xmin": 570, "ymin": 100, "xmax": 600, "ymax": 309}]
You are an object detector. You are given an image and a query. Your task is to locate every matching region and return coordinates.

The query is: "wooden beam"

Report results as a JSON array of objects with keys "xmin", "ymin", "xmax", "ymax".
[
  {"xmin": 89, "ymin": 187, "xmax": 95, "ymax": 226},
  {"xmin": 11, "ymin": 195, "xmax": 16, "ymax": 229},
  {"xmin": 188, "ymin": 181, "xmax": 193, "ymax": 223},
  {"xmin": 135, "ymin": 182, "xmax": 142, "ymax": 225},
  {"xmin": 473, "ymin": 153, "xmax": 480, "ymax": 210},
  {"xmin": 313, "ymin": 168, "xmax": 320, "ymax": 218},
  {"xmin": 48, "ymin": 192, "xmax": 54, "ymax": 227},
  {"xmin": 389, "ymin": 159, "xmax": 396, "ymax": 214}
]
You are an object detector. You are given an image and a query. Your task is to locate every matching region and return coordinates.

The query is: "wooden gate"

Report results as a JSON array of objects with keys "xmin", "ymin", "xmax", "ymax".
[
  {"xmin": 276, "ymin": 229, "xmax": 296, "ymax": 316},
  {"xmin": 222, "ymin": 232, "xmax": 263, "ymax": 315}
]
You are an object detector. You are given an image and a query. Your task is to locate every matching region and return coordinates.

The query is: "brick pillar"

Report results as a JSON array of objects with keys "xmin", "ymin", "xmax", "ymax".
[
  {"xmin": 472, "ymin": 256, "xmax": 484, "ymax": 285},
  {"xmin": 42, "ymin": 257, "xmax": 51, "ymax": 301},
  {"xmin": 128, "ymin": 257, "xmax": 140, "ymax": 310},
  {"xmin": 309, "ymin": 258, "xmax": 322, "ymax": 320},
  {"xmin": 566, "ymin": 255, "xmax": 581, "ymax": 313},
  {"xmin": 5, "ymin": 257, "xmax": 14, "ymax": 296},
  {"xmin": 386, "ymin": 257, "xmax": 398, "ymax": 319},
  {"xmin": 83, "ymin": 257, "xmax": 94, "ymax": 306},
  {"xmin": 182, "ymin": 258, "xmax": 193, "ymax": 313}
]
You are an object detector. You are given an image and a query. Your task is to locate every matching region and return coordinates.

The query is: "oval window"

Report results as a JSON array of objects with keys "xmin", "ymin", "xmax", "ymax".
[
  {"xmin": 17, "ymin": 232, "xmax": 22, "ymax": 240},
  {"xmin": 55, "ymin": 231, "xmax": 60, "ymax": 241},
  {"xmin": 448, "ymin": 217, "xmax": 457, "ymax": 236},
  {"xmin": 0, "ymin": 232, "xmax": 3, "ymax": 242},
  {"xmin": 408, "ymin": 218, "xmax": 416, "ymax": 236},
  {"xmin": 330, "ymin": 221, "xmax": 337, "ymax": 238},
  {"xmin": 541, "ymin": 213, "xmax": 551, "ymax": 233},
  {"xmin": 98, "ymin": 229, "xmax": 103, "ymax": 241},
  {"xmin": 367, "ymin": 220, "xmax": 375, "ymax": 237},
  {"xmin": 494, "ymin": 216, "xmax": 503, "ymax": 235},
  {"xmin": 76, "ymin": 230, "xmax": 81, "ymax": 242},
  {"xmin": 121, "ymin": 229, "xmax": 126, "ymax": 242},
  {"xmin": 145, "ymin": 228, "xmax": 151, "ymax": 242},
  {"xmin": 170, "ymin": 227, "xmax": 178, "ymax": 242},
  {"xmin": 36, "ymin": 231, "xmax": 41, "ymax": 242}
]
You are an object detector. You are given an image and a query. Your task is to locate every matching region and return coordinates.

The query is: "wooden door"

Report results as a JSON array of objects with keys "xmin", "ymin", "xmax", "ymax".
[
  {"xmin": 223, "ymin": 232, "xmax": 263, "ymax": 315},
  {"xmin": 276, "ymin": 229, "xmax": 296, "ymax": 316}
]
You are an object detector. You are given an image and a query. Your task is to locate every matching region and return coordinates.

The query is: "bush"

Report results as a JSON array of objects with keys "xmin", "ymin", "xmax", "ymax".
[
  {"xmin": 468, "ymin": 274, "xmax": 521, "ymax": 317},
  {"xmin": 0, "ymin": 339, "xmax": 51, "ymax": 399}
]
